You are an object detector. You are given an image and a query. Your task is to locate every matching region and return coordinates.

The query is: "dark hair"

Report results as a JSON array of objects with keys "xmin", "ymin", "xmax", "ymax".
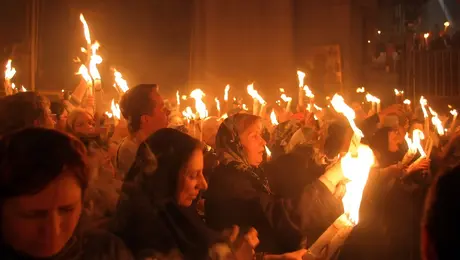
[
  {"xmin": 422, "ymin": 165, "xmax": 460, "ymax": 260},
  {"xmin": 50, "ymin": 101, "xmax": 65, "ymax": 120},
  {"xmin": 0, "ymin": 128, "xmax": 90, "ymax": 198},
  {"xmin": 0, "ymin": 92, "xmax": 50, "ymax": 136},
  {"xmin": 120, "ymin": 84, "xmax": 158, "ymax": 133},
  {"xmin": 128, "ymin": 128, "xmax": 201, "ymax": 203}
]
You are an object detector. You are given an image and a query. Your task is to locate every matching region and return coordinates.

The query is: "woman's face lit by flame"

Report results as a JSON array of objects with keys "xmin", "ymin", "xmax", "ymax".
[
  {"xmin": 176, "ymin": 149, "xmax": 208, "ymax": 207},
  {"xmin": 239, "ymin": 120, "xmax": 266, "ymax": 167},
  {"xmin": 73, "ymin": 112, "xmax": 95, "ymax": 135},
  {"xmin": 1, "ymin": 172, "xmax": 82, "ymax": 258},
  {"xmin": 388, "ymin": 128, "xmax": 402, "ymax": 152}
]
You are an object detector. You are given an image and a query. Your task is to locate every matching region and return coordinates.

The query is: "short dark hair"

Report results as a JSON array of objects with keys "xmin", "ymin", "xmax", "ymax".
[
  {"xmin": 422, "ymin": 165, "xmax": 460, "ymax": 260},
  {"xmin": 0, "ymin": 92, "xmax": 50, "ymax": 136},
  {"xmin": 0, "ymin": 128, "xmax": 90, "ymax": 198},
  {"xmin": 120, "ymin": 84, "xmax": 158, "ymax": 133}
]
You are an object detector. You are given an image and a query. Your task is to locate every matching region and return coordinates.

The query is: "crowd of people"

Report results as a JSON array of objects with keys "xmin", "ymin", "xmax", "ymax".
[{"xmin": 0, "ymin": 81, "xmax": 458, "ymax": 260}]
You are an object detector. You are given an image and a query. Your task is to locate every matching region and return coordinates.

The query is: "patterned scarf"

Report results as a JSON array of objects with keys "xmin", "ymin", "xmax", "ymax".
[{"xmin": 216, "ymin": 115, "xmax": 273, "ymax": 194}]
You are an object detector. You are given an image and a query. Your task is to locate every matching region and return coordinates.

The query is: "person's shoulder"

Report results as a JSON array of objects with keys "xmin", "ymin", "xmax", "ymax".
[{"xmin": 80, "ymin": 229, "xmax": 134, "ymax": 260}]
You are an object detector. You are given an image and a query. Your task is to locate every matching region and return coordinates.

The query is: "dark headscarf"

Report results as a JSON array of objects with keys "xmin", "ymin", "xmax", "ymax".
[{"xmin": 114, "ymin": 128, "xmax": 220, "ymax": 258}]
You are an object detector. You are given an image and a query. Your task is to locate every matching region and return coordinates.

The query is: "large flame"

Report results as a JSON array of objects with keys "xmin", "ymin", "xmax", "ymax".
[
  {"xmin": 247, "ymin": 84, "xmax": 266, "ymax": 104},
  {"xmin": 190, "ymin": 89, "xmax": 208, "ymax": 119},
  {"xmin": 224, "ymin": 85, "xmax": 230, "ymax": 101},
  {"xmin": 341, "ymin": 144, "xmax": 375, "ymax": 224},
  {"xmin": 113, "ymin": 69, "xmax": 129, "ymax": 93},
  {"xmin": 330, "ymin": 94, "xmax": 363, "ymax": 137}
]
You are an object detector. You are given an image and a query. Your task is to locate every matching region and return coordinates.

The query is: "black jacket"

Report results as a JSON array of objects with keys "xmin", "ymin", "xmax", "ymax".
[{"xmin": 205, "ymin": 162, "xmax": 343, "ymax": 254}]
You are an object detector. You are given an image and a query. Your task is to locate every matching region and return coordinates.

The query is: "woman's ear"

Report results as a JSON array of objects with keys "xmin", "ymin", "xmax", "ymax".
[{"xmin": 140, "ymin": 114, "xmax": 149, "ymax": 127}]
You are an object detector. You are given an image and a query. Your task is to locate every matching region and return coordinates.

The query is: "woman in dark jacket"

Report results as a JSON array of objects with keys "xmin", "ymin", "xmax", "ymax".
[
  {"xmin": 205, "ymin": 113, "xmax": 344, "ymax": 254},
  {"xmin": 0, "ymin": 128, "xmax": 132, "ymax": 260}
]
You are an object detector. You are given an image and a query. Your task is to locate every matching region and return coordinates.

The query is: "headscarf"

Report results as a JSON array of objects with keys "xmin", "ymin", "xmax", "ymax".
[
  {"xmin": 215, "ymin": 114, "xmax": 273, "ymax": 194},
  {"xmin": 215, "ymin": 114, "xmax": 253, "ymax": 171}
]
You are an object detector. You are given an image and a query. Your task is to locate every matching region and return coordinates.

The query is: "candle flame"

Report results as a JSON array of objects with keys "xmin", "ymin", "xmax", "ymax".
[
  {"xmin": 20, "ymin": 86, "xmax": 27, "ymax": 92},
  {"xmin": 89, "ymin": 42, "xmax": 102, "ymax": 80},
  {"xmin": 215, "ymin": 97, "xmax": 221, "ymax": 112},
  {"xmin": 403, "ymin": 99, "xmax": 411, "ymax": 105},
  {"xmin": 11, "ymin": 83, "xmax": 15, "ymax": 90},
  {"xmin": 444, "ymin": 21, "xmax": 450, "ymax": 27},
  {"xmin": 265, "ymin": 145, "xmax": 272, "ymax": 159},
  {"xmin": 105, "ymin": 111, "xmax": 113, "ymax": 118},
  {"xmin": 331, "ymin": 94, "xmax": 364, "ymax": 137},
  {"xmin": 450, "ymin": 109, "xmax": 458, "ymax": 117},
  {"xmin": 424, "ymin": 33, "xmax": 430, "ymax": 39},
  {"xmin": 394, "ymin": 89, "xmax": 404, "ymax": 96},
  {"xmin": 280, "ymin": 94, "xmax": 292, "ymax": 102},
  {"xmin": 314, "ymin": 104, "xmax": 322, "ymax": 111},
  {"xmin": 113, "ymin": 69, "xmax": 129, "ymax": 93},
  {"xmin": 76, "ymin": 64, "xmax": 92, "ymax": 84},
  {"xmin": 356, "ymin": 87, "xmax": 365, "ymax": 93},
  {"xmin": 405, "ymin": 133, "xmax": 417, "ymax": 155},
  {"xmin": 224, "ymin": 85, "xmax": 230, "ymax": 101},
  {"xmin": 4, "ymin": 59, "xmax": 16, "ymax": 81},
  {"xmin": 79, "ymin": 14, "xmax": 92, "ymax": 45},
  {"xmin": 420, "ymin": 96, "xmax": 428, "ymax": 118},
  {"xmin": 176, "ymin": 91, "xmax": 180, "ymax": 106},
  {"xmin": 270, "ymin": 110, "xmax": 279, "ymax": 126},
  {"xmin": 297, "ymin": 70, "xmax": 305, "ymax": 88},
  {"xmin": 428, "ymin": 107, "xmax": 445, "ymax": 135},
  {"xmin": 279, "ymin": 88, "xmax": 285, "ymax": 93},
  {"xmin": 412, "ymin": 129, "xmax": 427, "ymax": 157},
  {"xmin": 110, "ymin": 99, "xmax": 121, "ymax": 119},
  {"xmin": 365, "ymin": 93, "xmax": 380, "ymax": 104},
  {"xmin": 242, "ymin": 104, "xmax": 248, "ymax": 111},
  {"xmin": 303, "ymin": 85, "xmax": 315, "ymax": 98},
  {"xmin": 182, "ymin": 106, "xmax": 195, "ymax": 121},
  {"xmin": 190, "ymin": 89, "xmax": 208, "ymax": 119},
  {"xmin": 247, "ymin": 84, "xmax": 266, "ymax": 104}
]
